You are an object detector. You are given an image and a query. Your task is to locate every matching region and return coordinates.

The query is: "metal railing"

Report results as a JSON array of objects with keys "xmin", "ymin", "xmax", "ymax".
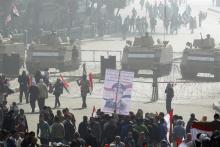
[
  {"xmin": 80, "ymin": 49, "xmax": 122, "ymax": 62},
  {"xmin": 80, "ymin": 49, "xmax": 183, "ymax": 63}
]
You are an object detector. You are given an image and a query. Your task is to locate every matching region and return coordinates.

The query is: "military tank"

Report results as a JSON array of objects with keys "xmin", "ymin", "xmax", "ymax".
[
  {"xmin": 180, "ymin": 37, "xmax": 220, "ymax": 80},
  {"xmin": 121, "ymin": 35, "xmax": 173, "ymax": 77},
  {"xmin": 26, "ymin": 32, "xmax": 81, "ymax": 73},
  {"xmin": 0, "ymin": 36, "xmax": 26, "ymax": 76}
]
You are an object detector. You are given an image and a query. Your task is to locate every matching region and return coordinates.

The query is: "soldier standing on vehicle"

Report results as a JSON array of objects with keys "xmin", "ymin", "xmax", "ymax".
[
  {"xmin": 189, "ymin": 16, "xmax": 196, "ymax": 34},
  {"xmin": 205, "ymin": 34, "xmax": 215, "ymax": 48},
  {"xmin": 198, "ymin": 11, "xmax": 203, "ymax": 27},
  {"xmin": 18, "ymin": 71, "xmax": 29, "ymax": 103},
  {"xmin": 150, "ymin": 17, "xmax": 157, "ymax": 33}
]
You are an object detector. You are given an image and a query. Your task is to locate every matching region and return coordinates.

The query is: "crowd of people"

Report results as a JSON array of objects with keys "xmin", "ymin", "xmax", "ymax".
[
  {"xmin": 1, "ymin": 98, "xmax": 220, "ymax": 147},
  {"xmin": 0, "ymin": 0, "xmax": 209, "ymax": 42},
  {"xmin": 120, "ymin": 0, "xmax": 208, "ymax": 39},
  {"xmin": 0, "ymin": 71, "xmax": 219, "ymax": 146}
]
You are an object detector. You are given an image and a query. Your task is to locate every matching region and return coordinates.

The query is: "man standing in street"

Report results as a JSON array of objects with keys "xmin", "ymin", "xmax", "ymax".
[
  {"xmin": 53, "ymin": 78, "xmax": 64, "ymax": 108},
  {"xmin": 29, "ymin": 79, "xmax": 39, "ymax": 113},
  {"xmin": 63, "ymin": 114, "xmax": 75, "ymax": 144},
  {"xmin": 77, "ymin": 63, "xmax": 90, "ymax": 109},
  {"xmin": 18, "ymin": 71, "xmax": 29, "ymax": 103},
  {"xmin": 37, "ymin": 115, "xmax": 50, "ymax": 146},
  {"xmin": 77, "ymin": 75, "xmax": 90, "ymax": 108},
  {"xmin": 165, "ymin": 83, "xmax": 174, "ymax": 113},
  {"xmin": 50, "ymin": 116, "xmax": 65, "ymax": 143},
  {"xmin": 173, "ymin": 120, "xmax": 185, "ymax": 147},
  {"xmin": 37, "ymin": 79, "xmax": 48, "ymax": 111}
]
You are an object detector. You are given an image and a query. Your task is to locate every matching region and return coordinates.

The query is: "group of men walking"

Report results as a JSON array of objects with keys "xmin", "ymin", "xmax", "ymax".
[
  {"xmin": 18, "ymin": 67, "xmax": 90, "ymax": 112},
  {"xmin": 18, "ymin": 71, "xmax": 50, "ymax": 112}
]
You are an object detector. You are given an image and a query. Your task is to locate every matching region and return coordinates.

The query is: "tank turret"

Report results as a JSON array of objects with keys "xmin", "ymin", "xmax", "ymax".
[{"xmin": 133, "ymin": 36, "xmax": 154, "ymax": 47}]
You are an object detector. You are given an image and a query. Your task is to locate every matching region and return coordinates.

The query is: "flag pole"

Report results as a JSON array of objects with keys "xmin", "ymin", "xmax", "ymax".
[
  {"xmin": 164, "ymin": 0, "xmax": 167, "ymax": 41},
  {"xmin": 114, "ymin": 70, "xmax": 121, "ymax": 114}
]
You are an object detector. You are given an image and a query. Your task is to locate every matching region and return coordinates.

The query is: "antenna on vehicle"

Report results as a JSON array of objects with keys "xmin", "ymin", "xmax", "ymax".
[
  {"xmin": 200, "ymin": 32, "xmax": 203, "ymax": 40},
  {"xmin": 163, "ymin": 0, "xmax": 167, "ymax": 42}
]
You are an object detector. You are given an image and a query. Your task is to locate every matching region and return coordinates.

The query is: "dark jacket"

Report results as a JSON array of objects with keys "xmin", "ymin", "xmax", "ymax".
[
  {"xmin": 77, "ymin": 79, "xmax": 90, "ymax": 97},
  {"xmin": 29, "ymin": 85, "xmax": 39, "ymax": 99},
  {"xmin": 173, "ymin": 124, "xmax": 186, "ymax": 140},
  {"xmin": 78, "ymin": 121, "xmax": 89, "ymax": 140},
  {"xmin": 86, "ymin": 133, "xmax": 98, "ymax": 147},
  {"xmin": 165, "ymin": 85, "xmax": 174, "ymax": 99},
  {"xmin": 63, "ymin": 119, "xmax": 75, "ymax": 142},
  {"xmin": 186, "ymin": 118, "xmax": 198, "ymax": 133},
  {"xmin": 2, "ymin": 112, "xmax": 16, "ymax": 132},
  {"xmin": 103, "ymin": 121, "xmax": 118, "ymax": 144},
  {"xmin": 18, "ymin": 75, "xmax": 29, "ymax": 88},
  {"xmin": 149, "ymin": 122, "xmax": 161, "ymax": 143},
  {"xmin": 53, "ymin": 82, "xmax": 64, "ymax": 96}
]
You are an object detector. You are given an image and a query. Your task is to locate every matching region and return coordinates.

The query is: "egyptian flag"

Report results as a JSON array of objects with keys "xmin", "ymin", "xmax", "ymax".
[
  {"xmin": 190, "ymin": 121, "xmax": 220, "ymax": 140},
  {"xmin": 12, "ymin": 3, "xmax": 19, "ymax": 17},
  {"xmin": 164, "ymin": 110, "xmax": 173, "ymax": 143},
  {"xmin": 28, "ymin": 75, "xmax": 32, "ymax": 87},
  {"xmin": 5, "ymin": 14, "xmax": 11, "ymax": 25},
  {"xmin": 5, "ymin": 2, "xmax": 19, "ymax": 25},
  {"xmin": 92, "ymin": 105, "xmax": 96, "ymax": 117},
  {"xmin": 89, "ymin": 73, "xmax": 93, "ymax": 93},
  {"xmin": 60, "ymin": 74, "xmax": 70, "ymax": 93}
]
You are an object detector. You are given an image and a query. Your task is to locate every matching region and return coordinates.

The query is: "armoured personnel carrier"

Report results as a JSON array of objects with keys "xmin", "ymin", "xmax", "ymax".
[
  {"xmin": 0, "ymin": 36, "xmax": 26, "ymax": 76},
  {"xmin": 180, "ymin": 37, "xmax": 220, "ymax": 80},
  {"xmin": 121, "ymin": 35, "xmax": 173, "ymax": 77},
  {"xmin": 26, "ymin": 33, "xmax": 81, "ymax": 73}
]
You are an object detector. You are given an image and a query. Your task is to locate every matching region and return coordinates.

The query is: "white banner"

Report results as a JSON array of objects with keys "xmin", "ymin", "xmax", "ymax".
[{"xmin": 101, "ymin": 69, "xmax": 134, "ymax": 115}]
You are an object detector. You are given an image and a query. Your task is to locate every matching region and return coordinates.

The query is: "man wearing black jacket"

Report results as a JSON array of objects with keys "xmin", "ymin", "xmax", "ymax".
[
  {"xmin": 165, "ymin": 83, "xmax": 174, "ymax": 113},
  {"xmin": 63, "ymin": 114, "xmax": 75, "ymax": 144},
  {"xmin": 18, "ymin": 71, "xmax": 29, "ymax": 103}
]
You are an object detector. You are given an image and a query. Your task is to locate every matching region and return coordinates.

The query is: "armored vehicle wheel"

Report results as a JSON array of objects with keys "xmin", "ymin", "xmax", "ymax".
[
  {"xmin": 214, "ymin": 70, "xmax": 220, "ymax": 81},
  {"xmin": 181, "ymin": 68, "xmax": 197, "ymax": 79},
  {"xmin": 26, "ymin": 65, "xmax": 36, "ymax": 74},
  {"xmin": 132, "ymin": 70, "xmax": 139, "ymax": 77},
  {"xmin": 121, "ymin": 64, "xmax": 128, "ymax": 70},
  {"xmin": 58, "ymin": 63, "xmax": 65, "ymax": 72},
  {"xmin": 27, "ymin": 67, "xmax": 36, "ymax": 74},
  {"xmin": 73, "ymin": 63, "xmax": 80, "ymax": 70}
]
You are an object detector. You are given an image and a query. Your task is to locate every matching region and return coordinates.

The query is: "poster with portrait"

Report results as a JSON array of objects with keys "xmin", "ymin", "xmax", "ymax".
[{"xmin": 101, "ymin": 69, "xmax": 134, "ymax": 115}]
